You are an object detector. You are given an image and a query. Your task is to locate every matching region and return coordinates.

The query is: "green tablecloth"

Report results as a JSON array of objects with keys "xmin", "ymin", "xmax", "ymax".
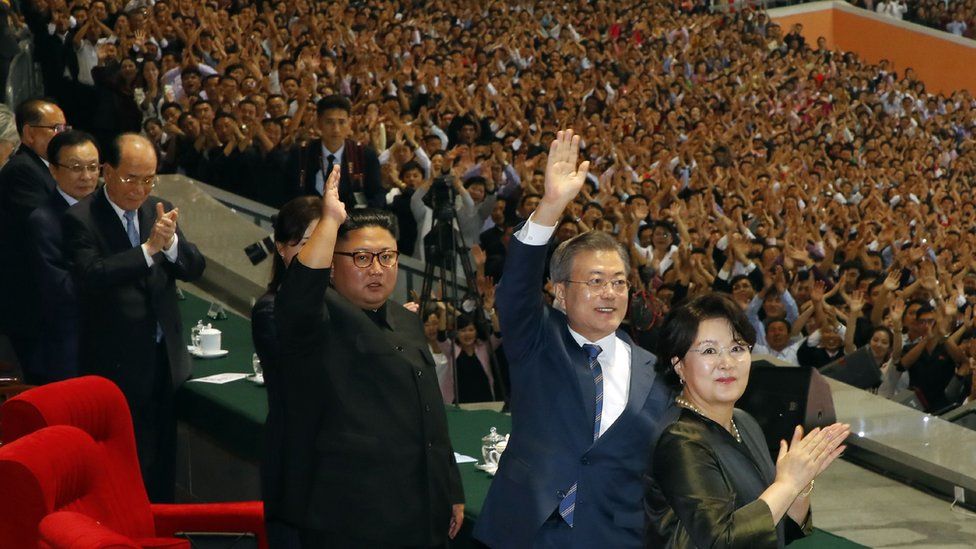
[{"xmin": 176, "ymin": 292, "xmax": 864, "ymax": 548}]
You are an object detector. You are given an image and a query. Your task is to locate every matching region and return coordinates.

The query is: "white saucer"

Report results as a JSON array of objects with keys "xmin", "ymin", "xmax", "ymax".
[
  {"xmin": 187, "ymin": 345, "xmax": 229, "ymax": 358},
  {"xmin": 246, "ymin": 373, "xmax": 265, "ymax": 386},
  {"xmin": 474, "ymin": 463, "xmax": 497, "ymax": 476}
]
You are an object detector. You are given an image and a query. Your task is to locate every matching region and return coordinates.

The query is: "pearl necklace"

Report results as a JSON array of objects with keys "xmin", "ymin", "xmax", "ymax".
[{"xmin": 675, "ymin": 395, "xmax": 742, "ymax": 443}]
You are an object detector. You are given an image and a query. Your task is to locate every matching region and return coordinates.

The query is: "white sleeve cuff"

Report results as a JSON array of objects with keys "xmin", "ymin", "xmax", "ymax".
[
  {"xmin": 515, "ymin": 216, "xmax": 557, "ymax": 246},
  {"xmin": 162, "ymin": 234, "xmax": 180, "ymax": 263}
]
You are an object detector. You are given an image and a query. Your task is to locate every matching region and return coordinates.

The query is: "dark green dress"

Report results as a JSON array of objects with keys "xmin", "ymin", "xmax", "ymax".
[{"xmin": 644, "ymin": 408, "xmax": 811, "ymax": 548}]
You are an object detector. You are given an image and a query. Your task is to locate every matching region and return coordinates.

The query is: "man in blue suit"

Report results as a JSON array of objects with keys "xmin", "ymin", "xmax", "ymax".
[
  {"xmin": 25, "ymin": 130, "xmax": 100, "ymax": 384},
  {"xmin": 474, "ymin": 130, "xmax": 675, "ymax": 548}
]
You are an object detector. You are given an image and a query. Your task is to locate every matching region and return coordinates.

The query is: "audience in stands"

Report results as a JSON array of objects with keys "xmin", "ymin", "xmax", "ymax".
[{"xmin": 10, "ymin": 0, "xmax": 976, "ymax": 416}]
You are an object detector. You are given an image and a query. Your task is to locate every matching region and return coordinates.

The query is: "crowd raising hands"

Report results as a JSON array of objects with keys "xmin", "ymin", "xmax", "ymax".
[{"xmin": 20, "ymin": 0, "xmax": 976, "ymax": 410}]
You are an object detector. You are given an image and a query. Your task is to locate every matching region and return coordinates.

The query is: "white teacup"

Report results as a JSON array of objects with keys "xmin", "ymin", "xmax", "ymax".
[{"xmin": 194, "ymin": 327, "xmax": 222, "ymax": 353}]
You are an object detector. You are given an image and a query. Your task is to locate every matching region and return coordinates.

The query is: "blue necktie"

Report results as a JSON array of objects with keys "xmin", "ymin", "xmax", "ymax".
[
  {"xmin": 559, "ymin": 343, "xmax": 604, "ymax": 527},
  {"xmin": 124, "ymin": 210, "xmax": 139, "ymax": 247},
  {"xmin": 126, "ymin": 209, "xmax": 164, "ymax": 342}
]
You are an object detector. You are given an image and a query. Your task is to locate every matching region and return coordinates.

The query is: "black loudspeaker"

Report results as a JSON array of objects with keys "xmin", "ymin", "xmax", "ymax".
[
  {"xmin": 738, "ymin": 361, "xmax": 836, "ymax": 457},
  {"xmin": 941, "ymin": 401, "xmax": 976, "ymax": 432},
  {"xmin": 820, "ymin": 346, "xmax": 881, "ymax": 389}
]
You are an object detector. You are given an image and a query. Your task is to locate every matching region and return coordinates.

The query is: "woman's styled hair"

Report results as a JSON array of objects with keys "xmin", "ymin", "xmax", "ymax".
[
  {"xmin": 268, "ymin": 196, "xmax": 321, "ymax": 292},
  {"xmin": 655, "ymin": 292, "xmax": 757, "ymax": 389}
]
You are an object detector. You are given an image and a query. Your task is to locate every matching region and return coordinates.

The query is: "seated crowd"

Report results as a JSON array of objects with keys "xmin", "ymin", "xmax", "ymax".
[{"xmin": 9, "ymin": 0, "xmax": 976, "ymax": 416}]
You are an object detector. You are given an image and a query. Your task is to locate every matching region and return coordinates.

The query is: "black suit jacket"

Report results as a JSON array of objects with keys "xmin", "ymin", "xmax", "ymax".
[
  {"xmin": 479, "ymin": 225, "xmax": 507, "ymax": 282},
  {"xmin": 0, "ymin": 145, "xmax": 57, "ymax": 334},
  {"xmin": 291, "ymin": 139, "xmax": 383, "ymax": 208},
  {"xmin": 274, "ymin": 261, "xmax": 463, "ymax": 545},
  {"xmin": 26, "ymin": 191, "xmax": 79, "ymax": 381},
  {"xmin": 250, "ymin": 292, "xmax": 287, "ymax": 519},
  {"xmin": 62, "ymin": 188, "xmax": 206, "ymax": 403}
]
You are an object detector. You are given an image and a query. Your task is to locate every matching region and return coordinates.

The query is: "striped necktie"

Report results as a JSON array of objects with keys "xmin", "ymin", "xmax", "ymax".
[{"xmin": 558, "ymin": 343, "xmax": 604, "ymax": 527}]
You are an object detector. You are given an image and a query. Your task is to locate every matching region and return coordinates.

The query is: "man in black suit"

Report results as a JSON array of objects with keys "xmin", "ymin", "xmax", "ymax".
[
  {"xmin": 25, "ymin": 130, "xmax": 100, "ymax": 385},
  {"xmin": 63, "ymin": 133, "xmax": 206, "ymax": 502},
  {"xmin": 275, "ymin": 167, "xmax": 464, "ymax": 548},
  {"xmin": 0, "ymin": 99, "xmax": 67, "ymax": 376},
  {"xmin": 479, "ymin": 196, "xmax": 509, "ymax": 281},
  {"xmin": 292, "ymin": 95, "xmax": 383, "ymax": 208}
]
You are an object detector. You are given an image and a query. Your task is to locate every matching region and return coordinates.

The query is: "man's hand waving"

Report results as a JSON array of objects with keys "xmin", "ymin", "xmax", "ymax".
[{"xmin": 533, "ymin": 129, "xmax": 590, "ymax": 226}]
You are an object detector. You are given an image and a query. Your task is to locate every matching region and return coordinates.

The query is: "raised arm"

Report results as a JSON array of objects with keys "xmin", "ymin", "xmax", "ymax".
[
  {"xmin": 296, "ymin": 165, "xmax": 344, "ymax": 268},
  {"xmin": 496, "ymin": 130, "xmax": 589, "ymax": 364},
  {"xmin": 845, "ymin": 290, "xmax": 865, "ymax": 355}
]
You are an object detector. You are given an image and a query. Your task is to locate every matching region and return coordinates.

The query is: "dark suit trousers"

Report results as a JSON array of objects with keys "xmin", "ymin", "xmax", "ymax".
[
  {"xmin": 298, "ymin": 529, "xmax": 444, "ymax": 549},
  {"xmin": 132, "ymin": 341, "xmax": 177, "ymax": 503}
]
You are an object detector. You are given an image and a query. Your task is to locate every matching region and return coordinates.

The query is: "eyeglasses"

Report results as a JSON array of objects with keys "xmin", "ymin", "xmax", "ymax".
[
  {"xmin": 687, "ymin": 344, "xmax": 752, "ymax": 365},
  {"xmin": 565, "ymin": 278, "xmax": 630, "ymax": 294},
  {"xmin": 117, "ymin": 174, "xmax": 157, "ymax": 188},
  {"xmin": 54, "ymin": 162, "xmax": 100, "ymax": 175},
  {"xmin": 334, "ymin": 250, "xmax": 400, "ymax": 268},
  {"xmin": 32, "ymin": 123, "xmax": 71, "ymax": 134}
]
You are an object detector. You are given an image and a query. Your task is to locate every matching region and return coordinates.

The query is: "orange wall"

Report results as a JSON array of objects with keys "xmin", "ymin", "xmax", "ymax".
[
  {"xmin": 775, "ymin": 10, "xmax": 835, "ymax": 50},
  {"xmin": 771, "ymin": 6, "xmax": 976, "ymax": 95}
]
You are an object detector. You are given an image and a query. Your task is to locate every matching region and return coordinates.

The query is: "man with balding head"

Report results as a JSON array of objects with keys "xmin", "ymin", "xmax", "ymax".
[
  {"xmin": 63, "ymin": 133, "xmax": 206, "ymax": 502},
  {"xmin": 0, "ymin": 99, "xmax": 67, "ymax": 372}
]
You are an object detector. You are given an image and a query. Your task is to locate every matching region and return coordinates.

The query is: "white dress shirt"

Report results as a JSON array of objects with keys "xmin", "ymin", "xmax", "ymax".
[
  {"xmin": 105, "ymin": 192, "xmax": 179, "ymax": 267},
  {"xmin": 515, "ymin": 217, "xmax": 632, "ymax": 436},
  {"xmin": 57, "ymin": 187, "xmax": 79, "ymax": 206},
  {"xmin": 314, "ymin": 143, "xmax": 345, "ymax": 195}
]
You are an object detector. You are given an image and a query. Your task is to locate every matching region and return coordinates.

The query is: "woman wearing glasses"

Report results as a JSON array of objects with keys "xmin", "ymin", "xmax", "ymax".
[{"xmin": 644, "ymin": 293, "xmax": 850, "ymax": 548}]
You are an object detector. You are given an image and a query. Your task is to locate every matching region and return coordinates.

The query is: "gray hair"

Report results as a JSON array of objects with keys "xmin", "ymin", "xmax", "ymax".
[
  {"xmin": 549, "ymin": 230, "xmax": 630, "ymax": 283},
  {"xmin": 0, "ymin": 104, "xmax": 20, "ymax": 147}
]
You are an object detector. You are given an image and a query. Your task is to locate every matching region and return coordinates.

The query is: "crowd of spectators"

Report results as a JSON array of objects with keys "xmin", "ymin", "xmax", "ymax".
[{"xmin": 13, "ymin": 0, "xmax": 976, "ymax": 412}]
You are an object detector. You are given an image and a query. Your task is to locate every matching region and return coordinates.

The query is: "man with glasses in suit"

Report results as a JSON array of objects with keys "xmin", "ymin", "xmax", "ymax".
[
  {"xmin": 25, "ymin": 130, "xmax": 100, "ymax": 385},
  {"xmin": 475, "ymin": 130, "xmax": 674, "ymax": 548},
  {"xmin": 0, "ymin": 98, "xmax": 68, "ymax": 376},
  {"xmin": 63, "ymin": 133, "xmax": 206, "ymax": 502}
]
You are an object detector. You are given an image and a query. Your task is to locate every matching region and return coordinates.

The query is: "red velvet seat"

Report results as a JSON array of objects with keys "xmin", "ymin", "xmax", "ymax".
[{"xmin": 0, "ymin": 376, "xmax": 267, "ymax": 548}]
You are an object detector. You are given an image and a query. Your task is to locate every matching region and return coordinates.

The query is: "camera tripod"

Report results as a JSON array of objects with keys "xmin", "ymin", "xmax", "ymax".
[{"xmin": 418, "ymin": 176, "xmax": 508, "ymax": 407}]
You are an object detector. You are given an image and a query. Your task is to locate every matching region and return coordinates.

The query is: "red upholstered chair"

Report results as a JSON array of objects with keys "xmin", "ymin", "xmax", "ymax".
[
  {"xmin": 0, "ymin": 425, "xmax": 190, "ymax": 548},
  {"xmin": 0, "ymin": 376, "xmax": 267, "ymax": 548}
]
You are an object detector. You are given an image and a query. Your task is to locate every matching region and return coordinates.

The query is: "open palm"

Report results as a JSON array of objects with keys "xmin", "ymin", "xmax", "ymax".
[{"xmin": 544, "ymin": 130, "xmax": 590, "ymax": 206}]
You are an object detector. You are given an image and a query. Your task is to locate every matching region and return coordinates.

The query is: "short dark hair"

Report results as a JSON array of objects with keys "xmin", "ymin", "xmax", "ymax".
[
  {"xmin": 519, "ymin": 192, "xmax": 542, "ymax": 208},
  {"xmin": 583, "ymin": 201, "xmax": 604, "ymax": 214},
  {"xmin": 399, "ymin": 160, "xmax": 423, "ymax": 179},
  {"xmin": 317, "ymin": 94, "xmax": 352, "ymax": 116},
  {"xmin": 15, "ymin": 98, "xmax": 57, "ymax": 136},
  {"xmin": 465, "ymin": 176, "xmax": 487, "ymax": 188},
  {"xmin": 655, "ymin": 292, "xmax": 757, "ymax": 390},
  {"xmin": 337, "ymin": 208, "xmax": 396, "ymax": 241},
  {"xmin": 765, "ymin": 317, "xmax": 791, "ymax": 334},
  {"xmin": 192, "ymin": 99, "xmax": 214, "ymax": 112},
  {"xmin": 270, "ymin": 196, "xmax": 321, "ymax": 292},
  {"xmin": 729, "ymin": 274, "xmax": 754, "ymax": 291},
  {"xmin": 160, "ymin": 101, "xmax": 182, "ymax": 116},
  {"xmin": 549, "ymin": 230, "xmax": 630, "ymax": 284},
  {"xmin": 47, "ymin": 129, "xmax": 98, "ymax": 165}
]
